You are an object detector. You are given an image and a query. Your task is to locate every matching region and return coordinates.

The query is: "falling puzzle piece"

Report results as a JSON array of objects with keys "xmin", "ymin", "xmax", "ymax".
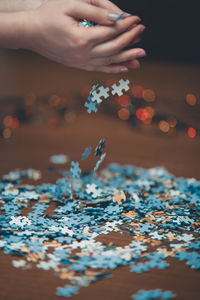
[
  {"xmin": 84, "ymin": 101, "xmax": 98, "ymax": 114},
  {"xmin": 94, "ymin": 153, "xmax": 106, "ymax": 172},
  {"xmin": 90, "ymin": 86, "xmax": 110, "ymax": 104},
  {"xmin": 95, "ymin": 138, "xmax": 106, "ymax": 157},
  {"xmin": 81, "ymin": 147, "xmax": 92, "ymax": 160},
  {"xmin": 89, "ymin": 83, "xmax": 100, "ymax": 95},
  {"xmin": 70, "ymin": 161, "xmax": 82, "ymax": 179},
  {"xmin": 111, "ymin": 79, "xmax": 130, "ymax": 96}
]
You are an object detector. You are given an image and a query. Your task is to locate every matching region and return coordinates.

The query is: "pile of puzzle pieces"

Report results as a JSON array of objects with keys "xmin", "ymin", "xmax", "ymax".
[{"xmin": 0, "ymin": 148, "xmax": 200, "ymax": 298}]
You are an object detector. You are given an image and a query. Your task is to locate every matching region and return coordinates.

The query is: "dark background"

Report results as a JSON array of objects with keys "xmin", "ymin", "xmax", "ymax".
[{"xmin": 114, "ymin": 0, "xmax": 200, "ymax": 62}]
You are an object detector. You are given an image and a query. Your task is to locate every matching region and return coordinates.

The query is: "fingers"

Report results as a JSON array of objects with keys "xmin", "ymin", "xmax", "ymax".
[
  {"xmin": 87, "ymin": 60, "xmax": 141, "ymax": 73},
  {"xmin": 68, "ymin": 0, "xmax": 123, "ymax": 26},
  {"xmin": 82, "ymin": 0, "xmax": 123, "ymax": 14},
  {"xmin": 123, "ymin": 59, "xmax": 141, "ymax": 69},
  {"xmin": 132, "ymin": 37, "xmax": 141, "ymax": 44},
  {"xmin": 90, "ymin": 65, "xmax": 129, "ymax": 73},
  {"xmin": 82, "ymin": 58, "xmax": 141, "ymax": 73},
  {"xmin": 91, "ymin": 24, "xmax": 146, "ymax": 57},
  {"xmin": 90, "ymin": 48, "xmax": 146, "ymax": 66},
  {"xmin": 86, "ymin": 15, "xmax": 141, "ymax": 44}
]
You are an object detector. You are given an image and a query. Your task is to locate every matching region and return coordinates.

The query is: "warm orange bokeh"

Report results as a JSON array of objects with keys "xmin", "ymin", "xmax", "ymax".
[
  {"xmin": 187, "ymin": 127, "xmax": 196, "ymax": 139},
  {"xmin": 118, "ymin": 108, "xmax": 130, "ymax": 120},
  {"xmin": 143, "ymin": 89, "xmax": 156, "ymax": 102},
  {"xmin": 117, "ymin": 95, "xmax": 131, "ymax": 107},
  {"xmin": 186, "ymin": 94, "xmax": 197, "ymax": 106},
  {"xmin": 131, "ymin": 85, "xmax": 144, "ymax": 98}
]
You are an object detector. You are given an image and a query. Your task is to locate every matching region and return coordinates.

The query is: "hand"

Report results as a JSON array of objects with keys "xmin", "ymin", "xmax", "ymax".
[
  {"xmin": 76, "ymin": 0, "xmax": 145, "ymax": 70},
  {"xmin": 22, "ymin": 0, "xmax": 146, "ymax": 73}
]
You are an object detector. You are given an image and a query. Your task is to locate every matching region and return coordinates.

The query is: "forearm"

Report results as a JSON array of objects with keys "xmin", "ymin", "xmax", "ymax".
[
  {"xmin": 0, "ymin": 0, "xmax": 43, "ymax": 12},
  {"xmin": 0, "ymin": 12, "xmax": 28, "ymax": 49}
]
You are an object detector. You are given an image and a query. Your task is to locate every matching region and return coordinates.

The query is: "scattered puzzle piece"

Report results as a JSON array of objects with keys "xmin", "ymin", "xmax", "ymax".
[
  {"xmin": 132, "ymin": 289, "xmax": 176, "ymax": 300},
  {"xmin": 113, "ymin": 190, "xmax": 126, "ymax": 205}
]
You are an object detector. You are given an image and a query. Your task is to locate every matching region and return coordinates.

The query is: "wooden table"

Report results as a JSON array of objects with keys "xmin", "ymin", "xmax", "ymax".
[{"xmin": 0, "ymin": 49, "xmax": 200, "ymax": 300}]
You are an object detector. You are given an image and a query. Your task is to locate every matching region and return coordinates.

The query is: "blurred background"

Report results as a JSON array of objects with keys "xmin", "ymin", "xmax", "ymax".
[
  {"xmin": 115, "ymin": 0, "xmax": 200, "ymax": 62},
  {"xmin": 0, "ymin": 0, "xmax": 200, "ymax": 180}
]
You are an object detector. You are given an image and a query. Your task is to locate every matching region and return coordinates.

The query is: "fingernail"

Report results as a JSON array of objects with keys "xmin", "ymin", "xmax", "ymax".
[
  {"xmin": 108, "ymin": 13, "xmax": 124, "ymax": 22},
  {"xmin": 123, "ymin": 12, "xmax": 132, "ymax": 17},
  {"xmin": 140, "ymin": 25, "xmax": 146, "ymax": 32},
  {"xmin": 120, "ymin": 67, "xmax": 128, "ymax": 72},
  {"xmin": 137, "ymin": 50, "xmax": 146, "ymax": 57},
  {"xmin": 136, "ymin": 16, "xmax": 142, "ymax": 22}
]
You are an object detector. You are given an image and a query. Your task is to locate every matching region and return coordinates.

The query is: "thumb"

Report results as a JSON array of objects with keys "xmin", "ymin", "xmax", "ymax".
[{"xmin": 67, "ymin": 1, "xmax": 124, "ymax": 26}]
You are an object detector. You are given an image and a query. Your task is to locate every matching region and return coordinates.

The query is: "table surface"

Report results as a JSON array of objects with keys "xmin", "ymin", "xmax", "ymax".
[{"xmin": 0, "ymin": 49, "xmax": 200, "ymax": 300}]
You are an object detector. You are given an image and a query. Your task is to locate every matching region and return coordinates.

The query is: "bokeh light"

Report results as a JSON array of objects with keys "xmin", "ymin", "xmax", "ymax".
[
  {"xmin": 117, "ymin": 95, "xmax": 131, "ymax": 107},
  {"xmin": 168, "ymin": 116, "xmax": 177, "ymax": 128},
  {"xmin": 187, "ymin": 127, "xmax": 196, "ymax": 139},
  {"xmin": 106, "ymin": 78, "xmax": 118, "ymax": 88},
  {"xmin": 145, "ymin": 106, "xmax": 155, "ymax": 118},
  {"xmin": 118, "ymin": 108, "xmax": 130, "ymax": 120},
  {"xmin": 10, "ymin": 118, "xmax": 19, "ymax": 129},
  {"xmin": 3, "ymin": 116, "xmax": 12, "ymax": 127},
  {"xmin": 131, "ymin": 85, "xmax": 144, "ymax": 98},
  {"xmin": 136, "ymin": 108, "xmax": 149, "ymax": 121},
  {"xmin": 158, "ymin": 120, "xmax": 170, "ymax": 133},
  {"xmin": 3, "ymin": 128, "xmax": 12, "ymax": 139},
  {"xmin": 65, "ymin": 111, "xmax": 76, "ymax": 123},
  {"xmin": 186, "ymin": 94, "xmax": 197, "ymax": 106},
  {"xmin": 1, "ymin": 83, "xmax": 199, "ymax": 140},
  {"xmin": 143, "ymin": 89, "xmax": 156, "ymax": 102},
  {"xmin": 3, "ymin": 116, "xmax": 19, "ymax": 129},
  {"xmin": 49, "ymin": 95, "xmax": 66, "ymax": 108}
]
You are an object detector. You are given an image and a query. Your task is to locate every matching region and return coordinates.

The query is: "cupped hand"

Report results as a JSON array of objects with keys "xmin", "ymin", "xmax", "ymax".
[{"xmin": 23, "ymin": 0, "xmax": 146, "ymax": 73}]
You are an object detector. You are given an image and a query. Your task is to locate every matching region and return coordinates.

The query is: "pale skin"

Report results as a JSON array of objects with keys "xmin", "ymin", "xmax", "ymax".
[{"xmin": 0, "ymin": 0, "xmax": 146, "ymax": 73}]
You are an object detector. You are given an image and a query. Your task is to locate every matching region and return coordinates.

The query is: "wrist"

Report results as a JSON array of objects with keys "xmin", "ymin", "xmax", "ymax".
[
  {"xmin": 0, "ymin": 11, "xmax": 32, "ymax": 49},
  {"xmin": 17, "ymin": 10, "xmax": 37, "ymax": 50}
]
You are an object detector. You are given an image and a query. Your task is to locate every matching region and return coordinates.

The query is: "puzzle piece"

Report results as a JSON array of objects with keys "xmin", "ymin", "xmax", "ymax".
[
  {"xmin": 90, "ymin": 86, "xmax": 110, "ymax": 104},
  {"xmin": 117, "ymin": 12, "xmax": 125, "ymax": 20},
  {"xmin": 79, "ymin": 20, "xmax": 98, "ymax": 27},
  {"xmin": 132, "ymin": 289, "xmax": 175, "ymax": 300},
  {"xmin": 86, "ymin": 184, "xmax": 102, "ymax": 198},
  {"xmin": 50, "ymin": 154, "xmax": 68, "ymax": 164},
  {"xmin": 57, "ymin": 285, "xmax": 79, "ymax": 297},
  {"xmin": 81, "ymin": 147, "xmax": 92, "ymax": 160},
  {"xmin": 94, "ymin": 153, "xmax": 106, "ymax": 172},
  {"xmin": 84, "ymin": 101, "xmax": 98, "ymax": 114},
  {"xmin": 111, "ymin": 79, "xmax": 130, "ymax": 96},
  {"xmin": 113, "ymin": 190, "xmax": 126, "ymax": 205},
  {"xmin": 79, "ymin": 13, "xmax": 125, "ymax": 27},
  {"xmin": 70, "ymin": 161, "xmax": 81, "ymax": 179},
  {"xmin": 89, "ymin": 83, "xmax": 100, "ymax": 95},
  {"xmin": 95, "ymin": 138, "xmax": 106, "ymax": 157}
]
